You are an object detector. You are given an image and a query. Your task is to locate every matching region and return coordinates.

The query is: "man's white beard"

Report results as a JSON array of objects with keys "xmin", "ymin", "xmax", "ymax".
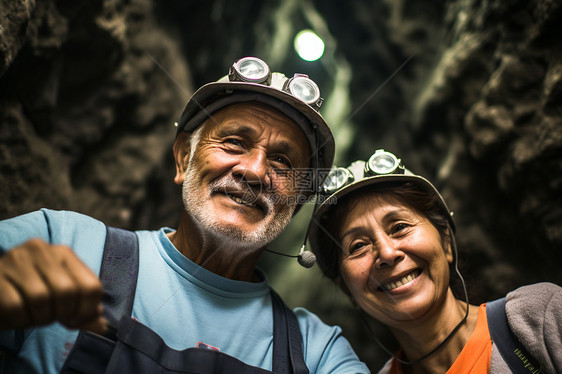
[{"xmin": 181, "ymin": 158, "xmax": 295, "ymax": 250}]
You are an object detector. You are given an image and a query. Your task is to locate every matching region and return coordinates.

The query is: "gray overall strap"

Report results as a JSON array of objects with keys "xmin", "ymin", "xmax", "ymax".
[
  {"xmin": 270, "ymin": 289, "xmax": 309, "ymax": 374},
  {"xmin": 59, "ymin": 226, "xmax": 140, "ymax": 374},
  {"xmin": 486, "ymin": 297, "xmax": 543, "ymax": 373},
  {"xmin": 99, "ymin": 226, "xmax": 140, "ymax": 325}
]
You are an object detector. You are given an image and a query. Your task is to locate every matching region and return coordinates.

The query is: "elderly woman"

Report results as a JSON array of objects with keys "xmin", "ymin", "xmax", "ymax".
[{"xmin": 308, "ymin": 149, "xmax": 562, "ymax": 373}]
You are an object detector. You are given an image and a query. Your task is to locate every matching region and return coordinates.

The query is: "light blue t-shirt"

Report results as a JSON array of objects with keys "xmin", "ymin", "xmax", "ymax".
[{"xmin": 0, "ymin": 209, "xmax": 369, "ymax": 373}]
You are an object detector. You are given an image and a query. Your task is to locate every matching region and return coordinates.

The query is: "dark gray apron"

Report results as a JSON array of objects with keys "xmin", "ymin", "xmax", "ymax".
[{"xmin": 61, "ymin": 227, "xmax": 308, "ymax": 374}]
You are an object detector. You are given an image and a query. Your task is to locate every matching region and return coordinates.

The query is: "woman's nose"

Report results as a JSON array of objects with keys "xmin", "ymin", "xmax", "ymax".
[{"xmin": 374, "ymin": 236, "xmax": 405, "ymax": 269}]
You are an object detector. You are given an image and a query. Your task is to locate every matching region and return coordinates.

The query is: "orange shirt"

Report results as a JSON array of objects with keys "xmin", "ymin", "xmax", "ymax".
[{"xmin": 386, "ymin": 304, "xmax": 492, "ymax": 373}]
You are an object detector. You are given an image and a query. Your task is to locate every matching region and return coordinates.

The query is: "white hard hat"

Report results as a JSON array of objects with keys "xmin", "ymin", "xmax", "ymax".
[{"xmin": 176, "ymin": 57, "xmax": 335, "ymax": 171}]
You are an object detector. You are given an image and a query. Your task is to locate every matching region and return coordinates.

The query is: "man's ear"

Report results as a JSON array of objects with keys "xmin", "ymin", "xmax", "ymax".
[{"xmin": 173, "ymin": 132, "xmax": 191, "ymax": 185}]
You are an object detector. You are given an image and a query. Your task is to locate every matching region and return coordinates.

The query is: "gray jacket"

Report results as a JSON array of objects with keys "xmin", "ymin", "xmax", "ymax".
[{"xmin": 491, "ymin": 282, "xmax": 561, "ymax": 373}]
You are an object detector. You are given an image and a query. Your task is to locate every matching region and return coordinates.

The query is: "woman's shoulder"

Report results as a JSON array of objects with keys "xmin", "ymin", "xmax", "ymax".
[
  {"xmin": 505, "ymin": 282, "xmax": 561, "ymax": 328},
  {"xmin": 505, "ymin": 282, "xmax": 562, "ymax": 373},
  {"xmin": 506, "ymin": 282, "xmax": 561, "ymax": 310}
]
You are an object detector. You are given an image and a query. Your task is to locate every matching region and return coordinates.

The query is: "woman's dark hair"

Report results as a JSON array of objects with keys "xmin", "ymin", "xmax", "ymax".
[{"xmin": 312, "ymin": 181, "xmax": 452, "ymax": 281}]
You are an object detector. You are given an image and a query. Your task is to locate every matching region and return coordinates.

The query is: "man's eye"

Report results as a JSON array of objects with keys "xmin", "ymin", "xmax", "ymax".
[
  {"xmin": 224, "ymin": 138, "xmax": 243, "ymax": 147},
  {"xmin": 271, "ymin": 155, "xmax": 292, "ymax": 169}
]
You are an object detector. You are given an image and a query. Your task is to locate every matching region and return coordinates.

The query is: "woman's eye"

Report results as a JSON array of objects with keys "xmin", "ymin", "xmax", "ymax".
[
  {"xmin": 349, "ymin": 242, "xmax": 367, "ymax": 254},
  {"xmin": 391, "ymin": 223, "xmax": 408, "ymax": 234}
]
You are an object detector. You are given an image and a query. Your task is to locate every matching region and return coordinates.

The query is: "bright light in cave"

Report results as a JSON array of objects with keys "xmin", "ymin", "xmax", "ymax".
[{"xmin": 294, "ymin": 30, "xmax": 325, "ymax": 61}]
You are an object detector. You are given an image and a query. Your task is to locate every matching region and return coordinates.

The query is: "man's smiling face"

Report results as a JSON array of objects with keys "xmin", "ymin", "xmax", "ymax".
[{"xmin": 178, "ymin": 102, "xmax": 311, "ymax": 248}]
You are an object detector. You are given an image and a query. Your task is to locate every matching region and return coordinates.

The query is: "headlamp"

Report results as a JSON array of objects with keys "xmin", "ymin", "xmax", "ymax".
[
  {"xmin": 365, "ymin": 149, "xmax": 405, "ymax": 176},
  {"xmin": 229, "ymin": 57, "xmax": 272, "ymax": 85},
  {"xmin": 226, "ymin": 57, "xmax": 323, "ymax": 109},
  {"xmin": 321, "ymin": 149, "xmax": 405, "ymax": 194},
  {"xmin": 323, "ymin": 167, "xmax": 355, "ymax": 194},
  {"xmin": 284, "ymin": 74, "xmax": 323, "ymax": 109}
]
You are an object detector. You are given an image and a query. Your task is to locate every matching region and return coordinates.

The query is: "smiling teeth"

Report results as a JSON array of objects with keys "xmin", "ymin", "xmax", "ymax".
[
  {"xmin": 382, "ymin": 270, "xmax": 421, "ymax": 291},
  {"xmin": 231, "ymin": 196, "xmax": 257, "ymax": 208}
]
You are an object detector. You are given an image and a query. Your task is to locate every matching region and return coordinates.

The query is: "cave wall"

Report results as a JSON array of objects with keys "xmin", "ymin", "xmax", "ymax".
[
  {"xmin": 0, "ymin": 0, "xmax": 189, "ymax": 229},
  {"xmin": 1, "ymin": 0, "xmax": 561, "ymax": 370}
]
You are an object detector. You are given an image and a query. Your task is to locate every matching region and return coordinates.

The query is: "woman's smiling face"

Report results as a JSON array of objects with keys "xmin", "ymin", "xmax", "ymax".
[{"xmin": 338, "ymin": 191, "xmax": 453, "ymax": 328}]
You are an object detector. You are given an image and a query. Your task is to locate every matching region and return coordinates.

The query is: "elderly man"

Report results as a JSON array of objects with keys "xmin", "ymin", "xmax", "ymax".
[{"xmin": 0, "ymin": 57, "xmax": 369, "ymax": 373}]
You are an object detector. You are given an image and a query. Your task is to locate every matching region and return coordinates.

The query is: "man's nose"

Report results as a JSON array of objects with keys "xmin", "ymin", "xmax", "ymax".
[
  {"xmin": 374, "ymin": 235, "xmax": 405, "ymax": 269},
  {"xmin": 232, "ymin": 150, "xmax": 272, "ymax": 187}
]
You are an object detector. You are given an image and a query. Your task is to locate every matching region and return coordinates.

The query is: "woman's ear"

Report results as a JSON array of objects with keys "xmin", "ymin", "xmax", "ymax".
[
  {"xmin": 173, "ymin": 132, "xmax": 191, "ymax": 185},
  {"xmin": 445, "ymin": 243, "xmax": 453, "ymax": 263},
  {"xmin": 444, "ymin": 230, "xmax": 454, "ymax": 264}
]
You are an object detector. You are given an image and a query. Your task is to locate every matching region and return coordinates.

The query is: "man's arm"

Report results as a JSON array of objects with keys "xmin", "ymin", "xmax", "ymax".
[
  {"xmin": 0, "ymin": 238, "xmax": 107, "ymax": 334},
  {"xmin": 0, "ymin": 210, "xmax": 108, "ymax": 337}
]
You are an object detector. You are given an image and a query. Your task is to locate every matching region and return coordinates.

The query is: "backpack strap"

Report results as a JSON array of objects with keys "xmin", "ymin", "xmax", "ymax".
[
  {"xmin": 270, "ymin": 289, "xmax": 309, "ymax": 374},
  {"xmin": 486, "ymin": 297, "xmax": 542, "ymax": 373},
  {"xmin": 99, "ymin": 226, "xmax": 140, "ymax": 325}
]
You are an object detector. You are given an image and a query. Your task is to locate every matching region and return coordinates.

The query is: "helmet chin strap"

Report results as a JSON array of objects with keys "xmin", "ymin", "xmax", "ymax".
[{"xmin": 360, "ymin": 222, "xmax": 470, "ymax": 365}]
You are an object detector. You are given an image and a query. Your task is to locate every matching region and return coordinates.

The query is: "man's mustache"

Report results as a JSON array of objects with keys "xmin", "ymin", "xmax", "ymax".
[{"xmin": 209, "ymin": 176, "xmax": 275, "ymax": 215}]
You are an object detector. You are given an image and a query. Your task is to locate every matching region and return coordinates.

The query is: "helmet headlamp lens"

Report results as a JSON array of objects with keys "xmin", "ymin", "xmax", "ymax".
[
  {"xmin": 322, "ymin": 150, "xmax": 405, "ymax": 195},
  {"xmin": 225, "ymin": 57, "xmax": 323, "ymax": 110},
  {"xmin": 232, "ymin": 57, "xmax": 270, "ymax": 83},
  {"xmin": 367, "ymin": 151, "xmax": 401, "ymax": 175},
  {"xmin": 288, "ymin": 76, "xmax": 321, "ymax": 105},
  {"xmin": 323, "ymin": 167, "xmax": 354, "ymax": 194}
]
